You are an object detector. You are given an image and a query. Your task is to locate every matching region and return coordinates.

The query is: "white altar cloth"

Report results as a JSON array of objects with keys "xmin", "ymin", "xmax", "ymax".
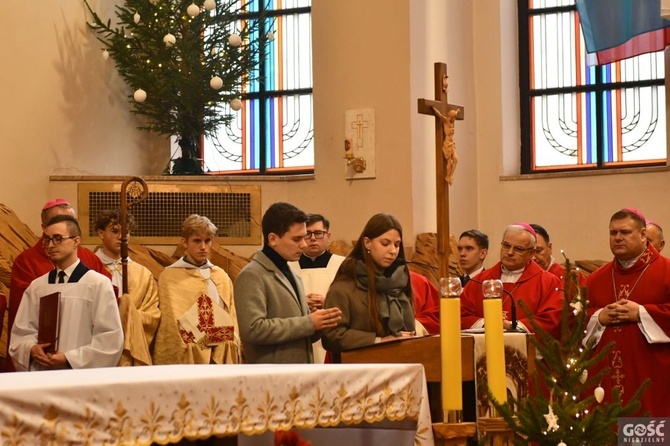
[{"xmin": 0, "ymin": 363, "xmax": 434, "ymax": 446}]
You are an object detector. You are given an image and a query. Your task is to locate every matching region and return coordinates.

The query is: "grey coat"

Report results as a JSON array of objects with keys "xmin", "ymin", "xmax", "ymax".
[{"xmin": 234, "ymin": 250, "xmax": 315, "ymax": 364}]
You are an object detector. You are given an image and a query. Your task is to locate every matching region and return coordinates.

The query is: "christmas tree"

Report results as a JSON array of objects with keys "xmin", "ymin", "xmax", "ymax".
[
  {"xmin": 490, "ymin": 258, "xmax": 649, "ymax": 445},
  {"xmin": 84, "ymin": 0, "xmax": 270, "ymax": 174}
]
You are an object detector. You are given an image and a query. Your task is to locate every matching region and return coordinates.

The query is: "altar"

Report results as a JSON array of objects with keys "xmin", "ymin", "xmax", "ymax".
[{"xmin": 0, "ymin": 363, "xmax": 434, "ymax": 446}]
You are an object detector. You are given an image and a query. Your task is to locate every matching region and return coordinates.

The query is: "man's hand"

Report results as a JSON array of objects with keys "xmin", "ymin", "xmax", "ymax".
[
  {"xmin": 30, "ymin": 344, "xmax": 68, "ymax": 369},
  {"xmin": 310, "ymin": 307, "xmax": 342, "ymax": 330},
  {"xmin": 598, "ymin": 299, "xmax": 640, "ymax": 326},
  {"xmin": 306, "ymin": 293, "xmax": 325, "ymax": 311}
]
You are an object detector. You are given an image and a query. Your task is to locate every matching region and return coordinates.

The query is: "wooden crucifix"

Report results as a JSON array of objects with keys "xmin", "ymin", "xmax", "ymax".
[{"xmin": 417, "ymin": 62, "xmax": 464, "ymax": 279}]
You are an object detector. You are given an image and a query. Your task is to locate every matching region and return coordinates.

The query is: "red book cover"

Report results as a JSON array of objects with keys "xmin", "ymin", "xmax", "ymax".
[{"xmin": 38, "ymin": 292, "xmax": 60, "ymax": 353}]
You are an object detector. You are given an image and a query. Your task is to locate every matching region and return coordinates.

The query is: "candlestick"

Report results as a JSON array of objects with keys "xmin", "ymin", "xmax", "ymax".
[
  {"xmin": 438, "ymin": 277, "xmax": 463, "ymax": 421},
  {"xmin": 482, "ymin": 279, "xmax": 507, "ymax": 412}
]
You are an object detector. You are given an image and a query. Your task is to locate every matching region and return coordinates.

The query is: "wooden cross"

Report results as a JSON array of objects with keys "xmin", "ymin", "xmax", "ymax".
[{"xmin": 417, "ymin": 62, "xmax": 464, "ymax": 279}]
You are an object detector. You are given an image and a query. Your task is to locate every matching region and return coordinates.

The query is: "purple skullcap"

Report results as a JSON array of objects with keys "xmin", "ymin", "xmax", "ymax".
[
  {"xmin": 513, "ymin": 222, "xmax": 537, "ymax": 238},
  {"xmin": 41, "ymin": 198, "xmax": 71, "ymax": 211},
  {"xmin": 621, "ymin": 207, "xmax": 646, "ymax": 223},
  {"xmin": 646, "ymin": 220, "xmax": 663, "ymax": 232}
]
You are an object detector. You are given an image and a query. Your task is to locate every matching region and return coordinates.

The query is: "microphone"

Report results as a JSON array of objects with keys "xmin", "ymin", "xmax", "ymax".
[{"xmin": 466, "ymin": 277, "xmax": 521, "ymax": 332}]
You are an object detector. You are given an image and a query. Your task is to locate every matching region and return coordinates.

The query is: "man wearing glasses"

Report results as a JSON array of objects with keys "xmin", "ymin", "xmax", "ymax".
[
  {"xmin": 9, "ymin": 214, "xmax": 123, "ymax": 371},
  {"xmin": 460, "ymin": 223, "xmax": 563, "ymax": 337},
  {"xmin": 5, "ymin": 199, "xmax": 110, "ymax": 372},
  {"xmin": 289, "ymin": 214, "xmax": 345, "ymax": 362}
]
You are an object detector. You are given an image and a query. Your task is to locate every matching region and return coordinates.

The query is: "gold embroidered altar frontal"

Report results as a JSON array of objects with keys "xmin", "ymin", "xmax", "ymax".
[{"xmin": 0, "ymin": 363, "xmax": 434, "ymax": 445}]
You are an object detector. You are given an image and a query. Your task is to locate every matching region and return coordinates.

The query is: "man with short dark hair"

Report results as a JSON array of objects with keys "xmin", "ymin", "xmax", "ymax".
[
  {"xmin": 95, "ymin": 210, "xmax": 160, "ymax": 366},
  {"xmin": 234, "ymin": 202, "xmax": 342, "ymax": 364},
  {"xmin": 460, "ymin": 223, "xmax": 563, "ymax": 336},
  {"xmin": 457, "ymin": 229, "xmax": 489, "ymax": 286},
  {"xmin": 6, "ymin": 199, "xmax": 110, "ymax": 371},
  {"xmin": 288, "ymin": 213, "xmax": 345, "ymax": 362},
  {"xmin": 585, "ymin": 208, "xmax": 670, "ymax": 416},
  {"xmin": 9, "ymin": 215, "xmax": 123, "ymax": 371}
]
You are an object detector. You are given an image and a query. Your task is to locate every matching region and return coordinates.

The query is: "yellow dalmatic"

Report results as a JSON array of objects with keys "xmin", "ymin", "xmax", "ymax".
[
  {"xmin": 96, "ymin": 252, "xmax": 160, "ymax": 366},
  {"xmin": 153, "ymin": 259, "xmax": 240, "ymax": 365}
]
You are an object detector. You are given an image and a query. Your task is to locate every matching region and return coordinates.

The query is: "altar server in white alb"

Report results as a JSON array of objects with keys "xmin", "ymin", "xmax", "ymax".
[
  {"xmin": 289, "ymin": 213, "xmax": 345, "ymax": 363},
  {"xmin": 10, "ymin": 214, "xmax": 123, "ymax": 371}
]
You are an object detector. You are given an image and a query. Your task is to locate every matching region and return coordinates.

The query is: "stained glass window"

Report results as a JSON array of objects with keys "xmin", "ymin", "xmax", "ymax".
[
  {"xmin": 203, "ymin": 0, "xmax": 313, "ymax": 174},
  {"xmin": 519, "ymin": 0, "xmax": 667, "ymax": 173}
]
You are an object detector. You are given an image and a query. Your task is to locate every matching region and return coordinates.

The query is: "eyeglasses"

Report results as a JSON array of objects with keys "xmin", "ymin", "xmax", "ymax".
[
  {"xmin": 43, "ymin": 235, "xmax": 76, "ymax": 246},
  {"xmin": 500, "ymin": 241, "xmax": 533, "ymax": 255},
  {"xmin": 304, "ymin": 231, "xmax": 327, "ymax": 240}
]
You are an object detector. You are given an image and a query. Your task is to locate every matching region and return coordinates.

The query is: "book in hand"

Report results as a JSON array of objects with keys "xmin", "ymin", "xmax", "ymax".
[{"xmin": 38, "ymin": 292, "xmax": 60, "ymax": 354}]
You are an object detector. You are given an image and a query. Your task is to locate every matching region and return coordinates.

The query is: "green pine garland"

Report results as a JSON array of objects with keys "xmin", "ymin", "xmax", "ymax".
[
  {"xmin": 84, "ymin": 0, "xmax": 269, "ymax": 173},
  {"xmin": 489, "ymin": 259, "xmax": 649, "ymax": 445}
]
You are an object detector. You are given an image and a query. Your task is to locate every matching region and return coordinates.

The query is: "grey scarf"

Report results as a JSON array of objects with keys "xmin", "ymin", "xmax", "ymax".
[{"xmin": 355, "ymin": 261, "xmax": 415, "ymax": 335}]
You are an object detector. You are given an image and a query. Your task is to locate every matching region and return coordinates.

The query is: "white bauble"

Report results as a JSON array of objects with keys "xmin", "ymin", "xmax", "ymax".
[
  {"xmin": 102, "ymin": 49, "xmax": 110, "ymax": 60},
  {"xmin": 266, "ymin": 31, "xmax": 275, "ymax": 41},
  {"xmin": 133, "ymin": 89, "xmax": 147, "ymax": 103},
  {"xmin": 594, "ymin": 386, "xmax": 604, "ymax": 403},
  {"xmin": 163, "ymin": 33, "xmax": 176, "ymax": 47},
  {"xmin": 187, "ymin": 3, "xmax": 200, "ymax": 17},
  {"xmin": 230, "ymin": 98, "xmax": 242, "ymax": 111},
  {"xmin": 558, "ymin": 442, "xmax": 566, "ymax": 446},
  {"xmin": 134, "ymin": 12, "xmax": 140, "ymax": 24},
  {"xmin": 204, "ymin": 0, "xmax": 216, "ymax": 11},
  {"xmin": 210, "ymin": 76, "xmax": 223, "ymax": 90},
  {"xmin": 580, "ymin": 369, "xmax": 588, "ymax": 384},
  {"xmin": 228, "ymin": 34, "xmax": 242, "ymax": 47}
]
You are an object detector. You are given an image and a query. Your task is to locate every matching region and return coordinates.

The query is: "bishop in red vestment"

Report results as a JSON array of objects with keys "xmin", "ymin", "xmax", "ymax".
[
  {"xmin": 585, "ymin": 208, "xmax": 670, "ymax": 416},
  {"xmin": 5, "ymin": 199, "xmax": 110, "ymax": 371},
  {"xmin": 460, "ymin": 223, "xmax": 563, "ymax": 337}
]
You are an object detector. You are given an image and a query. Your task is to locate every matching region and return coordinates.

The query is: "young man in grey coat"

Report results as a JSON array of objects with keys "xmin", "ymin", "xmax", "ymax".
[{"xmin": 234, "ymin": 202, "xmax": 342, "ymax": 363}]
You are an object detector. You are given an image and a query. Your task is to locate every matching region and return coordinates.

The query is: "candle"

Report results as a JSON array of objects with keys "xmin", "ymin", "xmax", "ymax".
[
  {"xmin": 439, "ymin": 277, "xmax": 463, "ymax": 420},
  {"xmin": 483, "ymin": 279, "xmax": 507, "ymax": 408}
]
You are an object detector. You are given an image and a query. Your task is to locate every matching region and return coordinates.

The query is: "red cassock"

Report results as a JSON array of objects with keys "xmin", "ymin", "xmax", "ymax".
[
  {"xmin": 4, "ymin": 238, "xmax": 111, "ymax": 371},
  {"xmin": 410, "ymin": 272, "xmax": 440, "ymax": 335},
  {"xmin": 460, "ymin": 261, "xmax": 563, "ymax": 337},
  {"xmin": 586, "ymin": 244, "xmax": 670, "ymax": 416},
  {"xmin": 547, "ymin": 261, "xmax": 587, "ymax": 287}
]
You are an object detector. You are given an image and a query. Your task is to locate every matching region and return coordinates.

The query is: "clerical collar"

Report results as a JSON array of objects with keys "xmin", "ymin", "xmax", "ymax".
[
  {"xmin": 501, "ymin": 265, "xmax": 525, "ymax": 283},
  {"xmin": 298, "ymin": 251, "xmax": 332, "ymax": 269},
  {"xmin": 465, "ymin": 265, "xmax": 484, "ymax": 278},
  {"xmin": 262, "ymin": 245, "xmax": 289, "ymax": 270},
  {"xmin": 617, "ymin": 251, "xmax": 645, "ymax": 269},
  {"xmin": 546, "ymin": 256, "xmax": 556, "ymax": 271}
]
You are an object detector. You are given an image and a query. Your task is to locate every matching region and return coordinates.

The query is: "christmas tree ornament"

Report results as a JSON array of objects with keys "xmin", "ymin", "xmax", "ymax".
[
  {"xmin": 102, "ymin": 49, "xmax": 110, "ymax": 60},
  {"xmin": 230, "ymin": 98, "xmax": 242, "ymax": 111},
  {"xmin": 558, "ymin": 442, "xmax": 566, "ymax": 446},
  {"xmin": 228, "ymin": 34, "xmax": 242, "ymax": 47},
  {"xmin": 543, "ymin": 405, "xmax": 559, "ymax": 432},
  {"xmin": 204, "ymin": 0, "xmax": 216, "ymax": 11},
  {"xmin": 187, "ymin": 3, "xmax": 200, "ymax": 17},
  {"xmin": 163, "ymin": 33, "xmax": 176, "ymax": 47},
  {"xmin": 209, "ymin": 76, "xmax": 223, "ymax": 90},
  {"xmin": 133, "ymin": 88, "xmax": 147, "ymax": 103},
  {"xmin": 594, "ymin": 385, "xmax": 604, "ymax": 403},
  {"xmin": 267, "ymin": 31, "xmax": 275, "ymax": 41},
  {"xmin": 580, "ymin": 369, "xmax": 588, "ymax": 384},
  {"xmin": 134, "ymin": 12, "xmax": 140, "ymax": 24}
]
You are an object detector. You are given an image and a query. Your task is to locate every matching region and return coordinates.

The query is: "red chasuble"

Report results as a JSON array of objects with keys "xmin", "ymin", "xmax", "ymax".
[
  {"xmin": 460, "ymin": 261, "xmax": 564, "ymax": 337},
  {"xmin": 586, "ymin": 244, "xmax": 670, "ymax": 416},
  {"xmin": 410, "ymin": 272, "xmax": 440, "ymax": 335},
  {"xmin": 5, "ymin": 238, "xmax": 111, "ymax": 371}
]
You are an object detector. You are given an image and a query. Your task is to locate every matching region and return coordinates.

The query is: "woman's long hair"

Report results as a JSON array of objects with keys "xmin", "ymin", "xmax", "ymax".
[{"xmin": 334, "ymin": 213, "xmax": 413, "ymax": 335}]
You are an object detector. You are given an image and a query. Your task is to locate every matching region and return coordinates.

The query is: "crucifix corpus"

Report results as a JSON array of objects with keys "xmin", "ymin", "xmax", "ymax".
[{"xmin": 417, "ymin": 62, "xmax": 464, "ymax": 279}]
